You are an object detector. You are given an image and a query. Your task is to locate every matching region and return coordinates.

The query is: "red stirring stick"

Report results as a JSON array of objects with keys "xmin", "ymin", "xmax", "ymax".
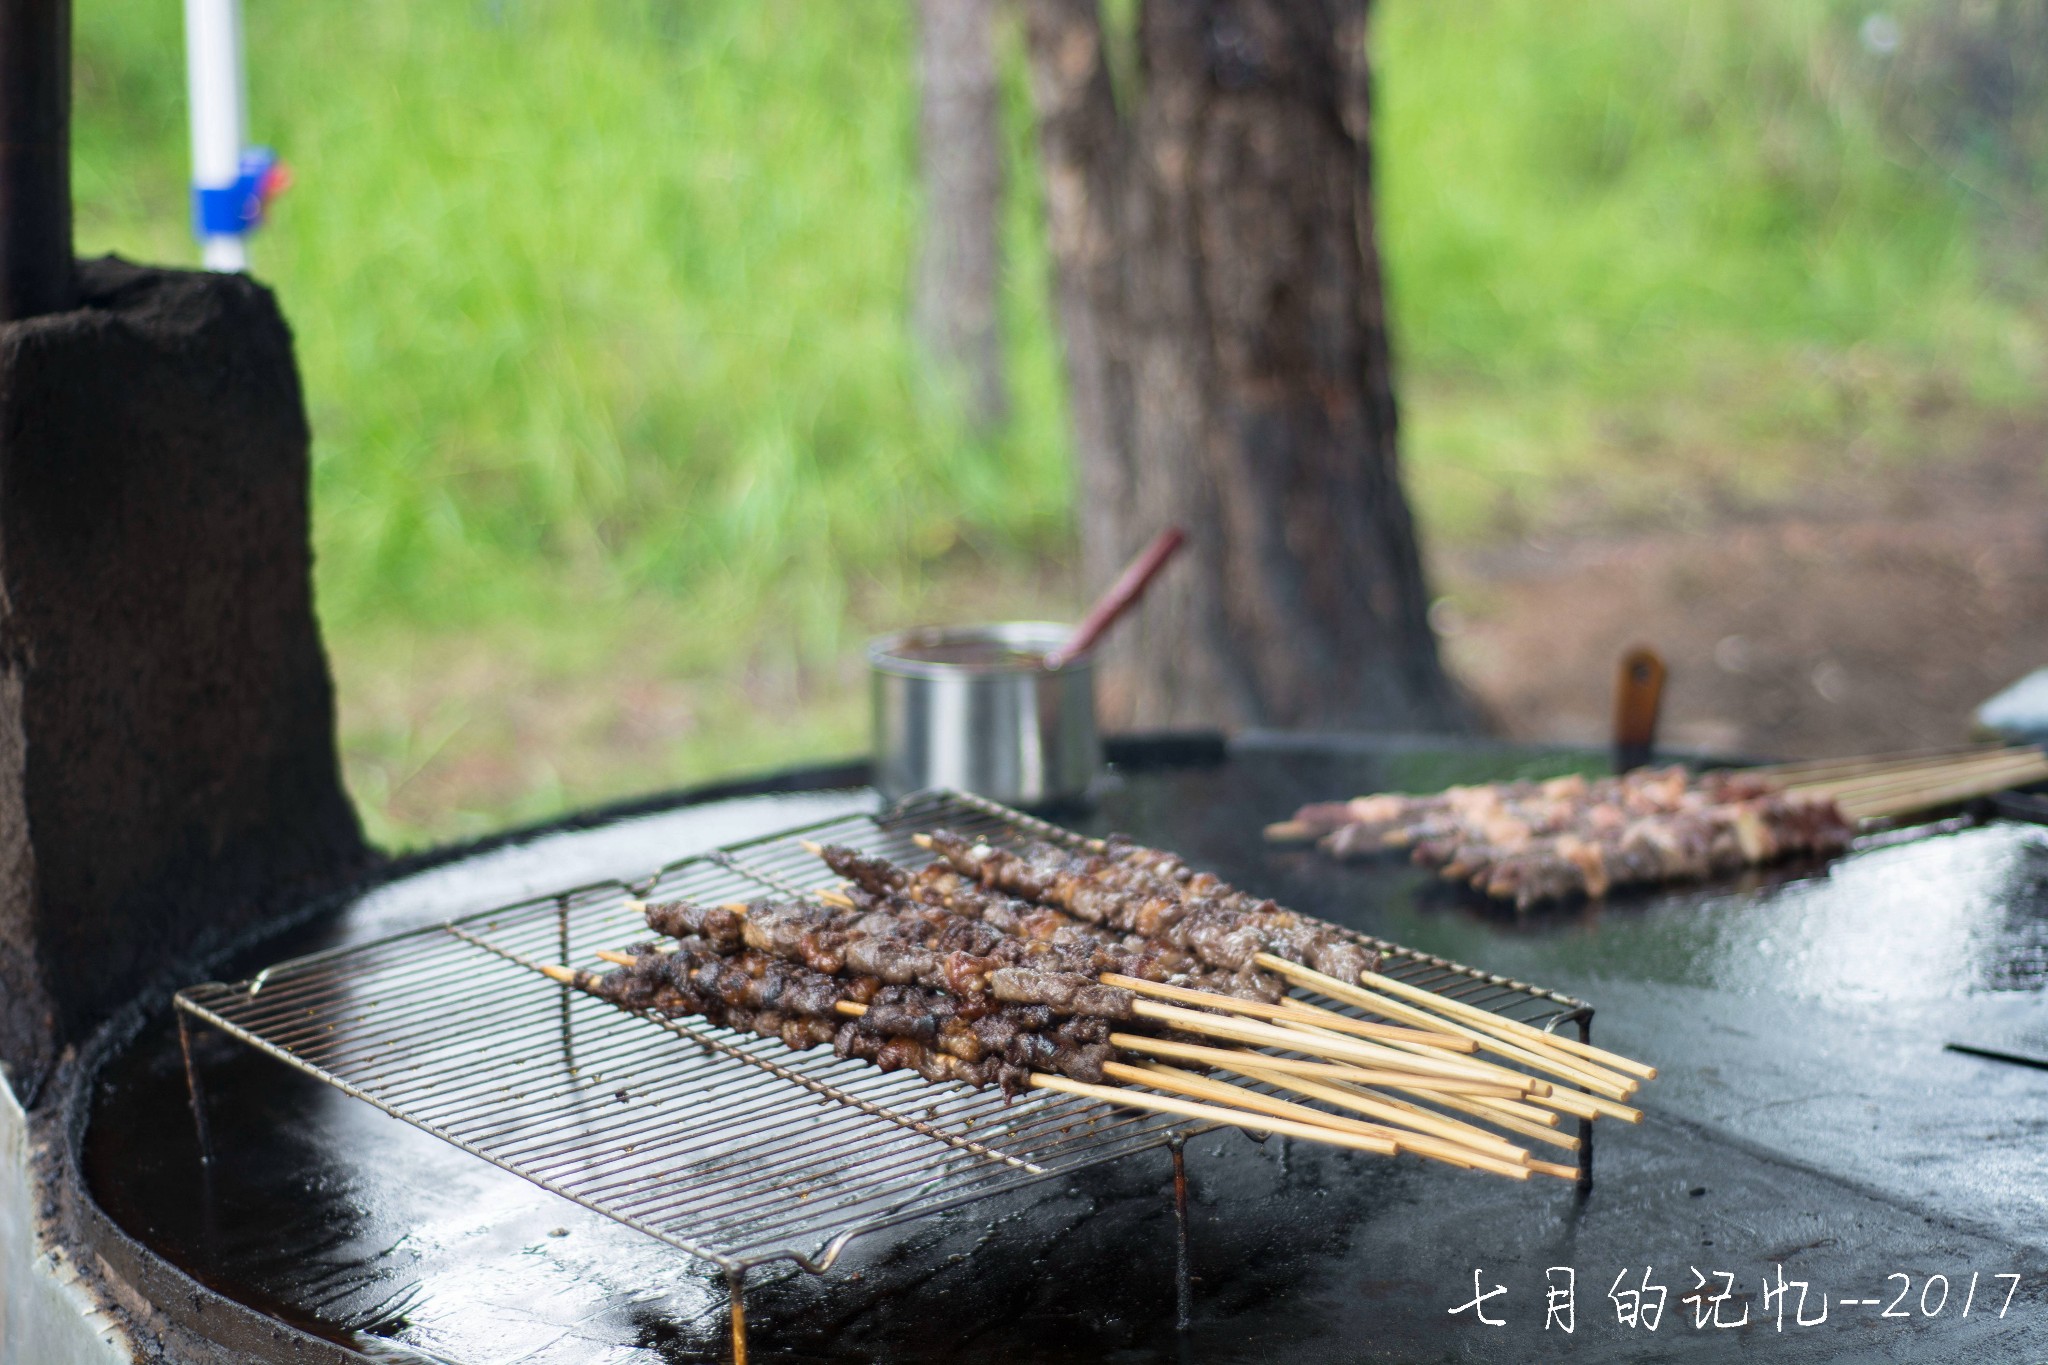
[{"xmin": 1044, "ymin": 526, "xmax": 1187, "ymax": 670}]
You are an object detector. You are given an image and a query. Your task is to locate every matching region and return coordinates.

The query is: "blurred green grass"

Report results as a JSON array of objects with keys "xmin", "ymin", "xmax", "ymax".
[
  {"xmin": 1377, "ymin": 0, "xmax": 2045, "ymax": 537},
  {"xmin": 69, "ymin": 0, "xmax": 2045, "ymax": 843}
]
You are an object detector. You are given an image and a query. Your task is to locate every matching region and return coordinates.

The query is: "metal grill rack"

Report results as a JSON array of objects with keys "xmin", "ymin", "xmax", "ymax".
[{"xmin": 176, "ymin": 789, "xmax": 1595, "ymax": 1290}]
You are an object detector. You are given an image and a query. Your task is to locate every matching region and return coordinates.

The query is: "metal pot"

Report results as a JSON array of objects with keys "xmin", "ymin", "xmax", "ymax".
[{"xmin": 868, "ymin": 622, "xmax": 1100, "ymax": 808}]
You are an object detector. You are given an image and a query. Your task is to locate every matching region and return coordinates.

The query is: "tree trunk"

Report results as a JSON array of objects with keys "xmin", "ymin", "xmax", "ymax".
[
  {"xmin": 914, "ymin": 0, "xmax": 1007, "ymax": 431},
  {"xmin": 1023, "ymin": 0, "xmax": 1465, "ymax": 731}
]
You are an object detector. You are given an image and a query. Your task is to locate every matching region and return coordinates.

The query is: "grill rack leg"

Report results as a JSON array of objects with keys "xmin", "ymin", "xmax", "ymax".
[
  {"xmin": 727, "ymin": 1266, "xmax": 748, "ymax": 1365},
  {"xmin": 556, "ymin": 895, "xmax": 578, "ymax": 1078},
  {"xmin": 177, "ymin": 1010, "xmax": 214, "ymax": 1167},
  {"xmin": 1169, "ymin": 1137, "xmax": 1192, "ymax": 1331},
  {"xmin": 1574, "ymin": 1016, "xmax": 1596, "ymax": 1194}
]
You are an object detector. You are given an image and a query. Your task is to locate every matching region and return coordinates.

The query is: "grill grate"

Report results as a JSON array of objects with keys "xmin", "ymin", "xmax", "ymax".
[{"xmin": 176, "ymin": 790, "xmax": 1593, "ymax": 1274}]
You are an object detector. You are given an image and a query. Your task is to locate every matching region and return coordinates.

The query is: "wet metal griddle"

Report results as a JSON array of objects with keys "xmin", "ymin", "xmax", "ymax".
[{"xmin": 172, "ymin": 790, "xmax": 1594, "ymax": 1335}]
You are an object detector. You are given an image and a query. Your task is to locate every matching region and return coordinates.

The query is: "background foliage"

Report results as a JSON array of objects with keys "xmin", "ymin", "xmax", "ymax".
[{"xmin": 70, "ymin": 0, "xmax": 2046, "ymax": 842}]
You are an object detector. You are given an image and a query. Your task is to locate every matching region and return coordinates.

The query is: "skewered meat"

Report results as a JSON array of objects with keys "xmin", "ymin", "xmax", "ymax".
[
  {"xmin": 820, "ymin": 844, "xmax": 1206, "ymax": 977},
  {"xmin": 642, "ymin": 891, "xmax": 1144, "ymax": 1019},
  {"xmin": 922, "ymin": 831, "xmax": 1377, "ymax": 985},
  {"xmin": 607, "ymin": 837, "xmax": 1382, "ymax": 1097},
  {"xmin": 810, "ymin": 843, "xmax": 1291, "ymax": 1003},
  {"xmin": 578, "ymin": 939, "xmax": 1110, "ymax": 1094},
  {"xmin": 1277, "ymin": 766, "xmax": 1855, "ymax": 907}
]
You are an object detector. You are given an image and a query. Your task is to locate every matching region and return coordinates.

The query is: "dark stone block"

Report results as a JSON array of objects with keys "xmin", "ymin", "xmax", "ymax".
[{"xmin": 0, "ymin": 256, "xmax": 369, "ymax": 1095}]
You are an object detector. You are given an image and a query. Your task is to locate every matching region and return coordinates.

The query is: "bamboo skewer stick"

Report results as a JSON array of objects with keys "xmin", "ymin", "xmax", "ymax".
[
  {"xmin": 1827, "ymin": 756, "xmax": 2048, "ymax": 820},
  {"xmin": 1254, "ymin": 954, "xmax": 1638, "ymax": 1101},
  {"xmin": 1343, "ymin": 1010, "xmax": 1613, "ymax": 1096},
  {"xmin": 1254, "ymin": 1011, "xmax": 1562, "ymax": 1098},
  {"xmin": 1839, "ymin": 771, "xmax": 2048, "ymax": 821},
  {"xmin": 828, "ymin": 999, "xmax": 1502, "ymax": 1095},
  {"xmin": 1100, "ymin": 972, "xmax": 1474, "ymax": 1051},
  {"xmin": 1441, "ymin": 1090, "xmax": 1560, "ymax": 1127},
  {"xmin": 1525, "ymin": 1088, "xmax": 1603, "ymax": 1121},
  {"xmin": 614, "ymin": 837, "xmax": 1661, "ymax": 1142},
  {"xmin": 1123, "ymin": 1062, "xmax": 1537, "ymax": 1179},
  {"xmin": 1128, "ymin": 999, "xmax": 1537, "ymax": 1088},
  {"xmin": 1235, "ymin": 1080, "xmax": 1535, "ymax": 1176},
  {"xmin": 1228, "ymin": 1061, "xmax": 1530, "ymax": 1165},
  {"xmin": 1027, "ymin": 1074, "xmax": 1401, "ymax": 1157},
  {"xmin": 1525, "ymin": 1086, "xmax": 1644, "ymax": 1124},
  {"xmin": 1243, "ymin": 1002, "xmax": 1572, "ymax": 1099},
  {"xmin": 548, "ymin": 972, "xmax": 1406, "ymax": 1161},
  {"xmin": 1510, "ymin": 1026, "xmax": 1653, "ymax": 1080},
  {"xmin": 830, "ymin": 1000, "xmax": 1539, "ymax": 1149},
  {"xmin": 1104, "ymin": 1061, "xmax": 1433, "ymax": 1152},
  {"xmin": 1788, "ymin": 744, "xmax": 2043, "ymax": 786},
  {"xmin": 596, "ymin": 937, "xmax": 1549, "ymax": 1091},
  {"xmin": 1751, "ymin": 742, "xmax": 2016, "ymax": 782},
  {"xmin": 1785, "ymin": 753, "xmax": 2020, "ymax": 790},
  {"xmin": 598, "ymin": 941, "xmax": 1528, "ymax": 1091},
  {"xmin": 1393, "ymin": 1088, "xmax": 1580, "ymax": 1151},
  {"xmin": 1260, "ymin": 954, "xmax": 1637, "ymax": 1097},
  {"xmin": 551, "ymin": 955, "xmax": 1599, "ymax": 1174},
  {"xmin": 591, "ymin": 951, "xmax": 1517, "ymax": 1095},
  {"xmin": 603, "ymin": 926, "xmax": 1641, "ymax": 1116},
  {"xmin": 1351, "ymin": 1084, "xmax": 1568, "ymax": 1161},
  {"xmin": 1772, "ymin": 750, "xmax": 2020, "ymax": 788},
  {"xmin": 1302, "ymin": 1064, "xmax": 1605, "ymax": 1162},
  {"xmin": 1106, "ymin": 1033, "xmax": 1530, "ymax": 1097},
  {"xmin": 1350, "ymin": 967, "xmax": 1655, "ymax": 1081},
  {"xmin": 1807, "ymin": 762, "xmax": 2047, "ymax": 810},
  {"xmin": 1102, "ymin": 1059, "xmax": 1375, "ymax": 1137},
  {"xmin": 1275, "ymin": 1007, "xmax": 1641, "ymax": 1123},
  {"xmin": 1449, "ymin": 1096, "xmax": 1556, "ymax": 1129},
  {"xmin": 1226, "ymin": 986, "xmax": 1493, "ymax": 1060},
  {"xmin": 1806, "ymin": 750, "xmax": 2048, "ymax": 802},
  {"xmin": 1356, "ymin": 1034, "xmax": 1558, "ymax": 1098}
]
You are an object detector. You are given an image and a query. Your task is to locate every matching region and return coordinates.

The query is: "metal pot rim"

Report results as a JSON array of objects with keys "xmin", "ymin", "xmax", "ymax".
[{"xmin": 866, "ymin": 621, "xmax": 1085, "ymax": 680}]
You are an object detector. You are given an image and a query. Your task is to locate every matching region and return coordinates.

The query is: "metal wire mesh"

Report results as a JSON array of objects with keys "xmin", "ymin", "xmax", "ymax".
[{"xmin": 176, "ymin": 789, "xmax": 1592, "ymax": 1273}]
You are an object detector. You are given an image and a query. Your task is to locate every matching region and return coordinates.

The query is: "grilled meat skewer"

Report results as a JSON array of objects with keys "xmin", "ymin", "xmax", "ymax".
[
  {"xmin": 559, "ymin": 828, "xmax": 1660, "ymax": 1177},
  {"xmin": 814, "ymin": 843, "xmax": 1285, "ymax": 1002},
  {"xmin": 920, "ymin": 831, "xmax": 1378, "ymax": 985},
  {"xmin": 645, "ymin": 894, "xmax": 1142, "ymax": 1019},
  {"xmin": 581, "ymin": 938, "xmax": 1113, "ymax": 1094},
  {"xmin": 1274, "ymin": 766, "xmax": 1854, "ymax": 907}
]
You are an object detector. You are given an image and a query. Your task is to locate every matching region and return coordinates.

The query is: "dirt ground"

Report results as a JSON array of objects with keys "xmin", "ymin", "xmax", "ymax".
[{"xmin": 1435, "ymin": 420, "xmax": 2048, "ymax": 759}]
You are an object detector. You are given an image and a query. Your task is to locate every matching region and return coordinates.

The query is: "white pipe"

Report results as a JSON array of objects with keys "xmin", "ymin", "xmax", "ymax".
[
  {"xmin": 201, "ymin": 235, "xmax": 249, "ymax": 274},
  {"xmin": 184, "ymin": 0, "xmax": 250, "ymax": 272}
]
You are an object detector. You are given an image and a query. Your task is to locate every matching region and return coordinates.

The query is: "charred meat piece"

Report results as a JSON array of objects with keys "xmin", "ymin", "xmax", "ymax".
[
  {"xmin": 1290, "ymin": 767, "xmax": 1856, "ymax": 906},
  {"xmin": 923, "ymin": 830, "xmax": 1375, "ymax": 986},
  {"xmin": 582, "ymin": 944, "xmax": 1108, "ymax": 1096}
]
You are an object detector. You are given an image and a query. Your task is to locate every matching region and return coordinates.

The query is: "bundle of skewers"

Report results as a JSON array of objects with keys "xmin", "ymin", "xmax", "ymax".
[
  {"xmin": 542, "ymin": 830, "xmax": 1658, "ymax": 1183},
  {"xmin": 1267, "ymin": 744, "xmax": 2048, "ymax": 909}
]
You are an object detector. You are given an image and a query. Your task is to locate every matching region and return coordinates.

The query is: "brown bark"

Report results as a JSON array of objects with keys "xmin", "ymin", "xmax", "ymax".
[
  {"xmin": 914, "ymin": 0, "xmax": 1007, "ymax": 430},
  {"xmin": 1023, "ymin": 0, "xmax": 1465, "ymax": 731}
]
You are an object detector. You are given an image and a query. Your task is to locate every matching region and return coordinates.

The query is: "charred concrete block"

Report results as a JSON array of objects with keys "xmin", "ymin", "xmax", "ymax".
[{"xmin": 0, "ymin": 256, "xmax": 368, "ymax": 1095}]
